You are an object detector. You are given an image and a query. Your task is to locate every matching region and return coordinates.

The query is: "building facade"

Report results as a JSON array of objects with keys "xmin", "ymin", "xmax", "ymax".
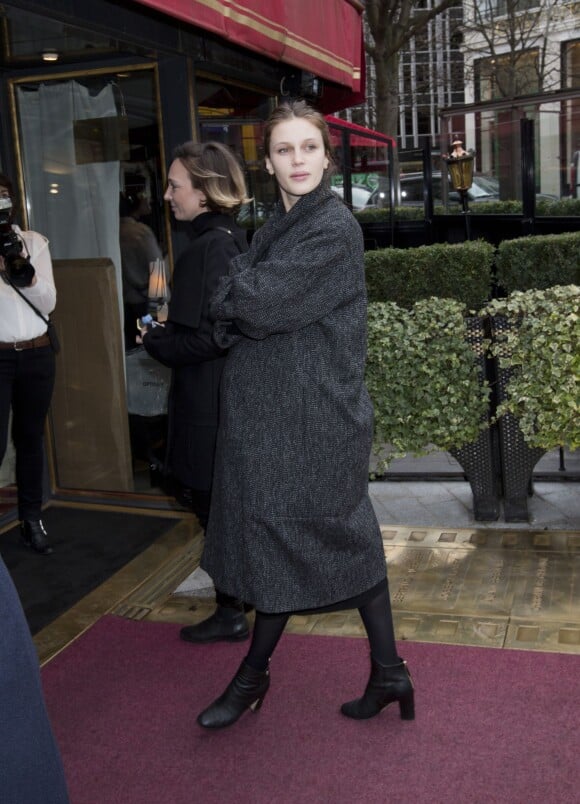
[
  {"xmin": 0, "ymin": 0, "xmax": 366, "ymax": 504},
  {"xmin": 448, "ymin": 1, "xmax": 580, "ymax": 198}
]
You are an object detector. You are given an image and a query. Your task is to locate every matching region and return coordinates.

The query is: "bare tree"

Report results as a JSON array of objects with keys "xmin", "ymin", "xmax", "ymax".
[
  {"xmin": 365, "ymin": 0, "xmax": 460, "ymax": 140},
  {"xmin": 462, "ymin": 0, "xmax": 561, "ymax": 100}
]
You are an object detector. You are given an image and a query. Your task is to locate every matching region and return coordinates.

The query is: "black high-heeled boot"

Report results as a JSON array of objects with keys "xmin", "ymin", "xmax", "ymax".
[
  {"xmin": 197, "ymin": 660, "xmax": 270, "ymax": 729},
  {"xmin": 180, "ymin": 606, "xmax": 249, "ymax": 643},
  {"xmin": 20, "ymin": 519, "xmax": 53, "ymax": 555},
  {"xmin": 341, "ymin": 657, "xmax": 414, "ymax": 721}
]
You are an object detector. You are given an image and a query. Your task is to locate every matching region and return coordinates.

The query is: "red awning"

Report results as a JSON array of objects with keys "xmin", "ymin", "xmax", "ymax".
[
  {"xmin": 326, "ymin": 115, "xmax": 396, "ymax": 148},
  {"xmin": 131, "ymin": 0, "xmax": 363, "ymax": 90}
]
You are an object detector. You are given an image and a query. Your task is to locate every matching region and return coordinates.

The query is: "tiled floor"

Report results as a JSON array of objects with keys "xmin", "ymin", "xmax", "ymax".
[
  {"xmin": 31, "ymin": 470, "xmax": 580, "ymax": 663},
  {"xmin": 152, "ymin": 521, "xmax": 580, "ymax": 655}
]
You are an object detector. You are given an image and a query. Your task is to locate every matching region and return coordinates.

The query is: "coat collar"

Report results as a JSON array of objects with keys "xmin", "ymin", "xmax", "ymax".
[
  {"xmin": 189, "ymin": 211, "xmax": 238, "ymax": 237},
  {"xmin": 252, "ymin": 181, "xmax": 335, "ymax": 262}
]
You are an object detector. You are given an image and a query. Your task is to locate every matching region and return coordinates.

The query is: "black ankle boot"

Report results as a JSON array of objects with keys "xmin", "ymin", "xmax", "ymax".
[
  {"xmin": 20, "ymin": 519, "xmax": 53, "ymax": 555},
  {"xmin": 197, "ymin": 660, "xmax": 270, "ymax": 729},
  {"xmin": 341, "ymin": 657, "xmax": 414, "ymax": 721},
  {"xmin": 180, "ymin": 606, "xmax": 249, "ymax": 644}
]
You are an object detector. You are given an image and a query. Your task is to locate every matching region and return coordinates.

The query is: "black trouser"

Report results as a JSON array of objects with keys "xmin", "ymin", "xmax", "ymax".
[{"xmin": 0, "ymin": 345, "xmax": 55, "ymax": 521}]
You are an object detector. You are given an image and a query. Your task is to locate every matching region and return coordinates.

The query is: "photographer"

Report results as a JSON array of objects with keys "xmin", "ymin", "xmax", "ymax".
[{"xmin": 0, "ymin": 174, "xmax": 56, "ymax": 555}]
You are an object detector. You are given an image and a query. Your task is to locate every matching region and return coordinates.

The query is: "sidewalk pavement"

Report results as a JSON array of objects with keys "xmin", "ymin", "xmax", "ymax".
[
  {"xmin": 370, "ymin": 446, "xmax": 579, "ymax": 531},
  {"xmin": 175, "ymin": 447, "xmax": 579, "ymax": 597},
  {"xmin": 369, "ymin": 478, "xmax": 580, "ymax": 531},
  {"xmin": 176, "ymin": 473, "xmax": 579, "ymax": 598}
]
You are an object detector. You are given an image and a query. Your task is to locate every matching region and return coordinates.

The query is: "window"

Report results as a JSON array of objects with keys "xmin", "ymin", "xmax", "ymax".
[
  {"xmin": 197, "ymin": 78, "xmax": 274, "ymax": 227},
  {"xmin": 476, "ymin": 50, "xmax": 540, "ymax": 101}
]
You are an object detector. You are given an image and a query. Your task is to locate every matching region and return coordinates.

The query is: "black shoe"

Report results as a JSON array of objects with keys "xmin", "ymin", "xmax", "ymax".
[
  {"xmin": 20, "ymin": 519, "xmax": 53, "ymax": 555},
  {"xmin": 180, "ymin": 607, "xmax": 250, "ymax": 644},
  {"xmin": 197, "ymin": 660, "xmax": 270, "ymax": 729},
  {"xmin": 341, "ymin": 657, "xmax": 414, "ymax": 721}
]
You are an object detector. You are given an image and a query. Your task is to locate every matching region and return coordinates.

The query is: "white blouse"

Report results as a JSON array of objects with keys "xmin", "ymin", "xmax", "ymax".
[{"xmin": 0, "ymin": 225, "xmax": 56, "ymax": 342}]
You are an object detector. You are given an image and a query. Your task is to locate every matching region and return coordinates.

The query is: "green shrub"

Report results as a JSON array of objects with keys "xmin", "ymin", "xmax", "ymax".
[
  {"xmin": 365, "ymin": 240, "xmax": 494, "ymax": 309},
  {"xmin": 355, "ymin": 198, "xmax": 580, "ymax": 222},
  {"xmin": 536, "ymin": 198, "xmax": 580, "ymax": 217},
  {"xmin": 355, "ymin": 206, "xmax": 425, "ymax": 223},
  {"xmin": 495, "ymin": 231, "xmax": 580, "ymax": 293},
  {"xmin": 469, "ymin": 200, "xmax": 524, "ymax": 215},
  {"xmin": 366, "ymin": 299, "xmax": 490, "ymax": 470},
  {"xmin": 482, "ymin": 285, "xmax": 580, "ymax": 451}
]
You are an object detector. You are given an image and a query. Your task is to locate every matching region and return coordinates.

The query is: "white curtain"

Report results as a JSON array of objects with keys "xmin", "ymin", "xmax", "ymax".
[{"xmin": 16, "ymin": 80, "xmax": 122, "ymax": 320}]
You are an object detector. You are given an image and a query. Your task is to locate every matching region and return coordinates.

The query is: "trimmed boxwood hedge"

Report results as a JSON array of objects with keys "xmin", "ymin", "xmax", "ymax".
[
  {"xmin": 354, "ymin": 198, "xmax": 580, "ymax": 224},
  {"xmin": 495, "ymin": 231, "xmax": 580, "ymax": 293},
  {"xmin": 365, "ymin": 239, "xmax": 494, "ymax": 309}
]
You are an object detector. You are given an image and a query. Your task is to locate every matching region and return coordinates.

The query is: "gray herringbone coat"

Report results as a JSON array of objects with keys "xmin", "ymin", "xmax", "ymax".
[{"xmin": 201, "ymin": 182, "xmax": 387, "ymax": 613}]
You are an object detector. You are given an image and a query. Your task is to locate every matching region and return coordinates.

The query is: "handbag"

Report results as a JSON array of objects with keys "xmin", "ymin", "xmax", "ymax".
[
  {"xmin": 125, "ymin": 345, "xmax": 171, "ymax": 416},
  {"xmin": 3, "ymin": 272, "xmax": 60, "ymax": 353}
]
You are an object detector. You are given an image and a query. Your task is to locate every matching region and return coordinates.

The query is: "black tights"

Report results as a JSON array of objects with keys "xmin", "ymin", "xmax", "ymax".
[{"xmin": 244, "ymin": 583, "xmax": 398, "ymax": 672}]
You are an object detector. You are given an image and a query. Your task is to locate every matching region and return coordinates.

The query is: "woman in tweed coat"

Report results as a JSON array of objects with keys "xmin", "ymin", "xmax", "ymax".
[{"xmin": 198, "ymin": 101, "xmax": 414, "ymax": 730}]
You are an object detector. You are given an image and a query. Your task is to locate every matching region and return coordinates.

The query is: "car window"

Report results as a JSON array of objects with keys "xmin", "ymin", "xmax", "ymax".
[
  {"xmin": 400, "ymin": 178, "xmax": 423, "ymax": 203},
  {"xmin": 400, "ymin": 175, "xmax": 442, "ymax": 204},
  {"xmin": 331, "ymin": 184, "xmax": 372, "ymax": 210},
  {"xmin": 468, "ymin": 177, "xmax": 498, "ymax": 199}
]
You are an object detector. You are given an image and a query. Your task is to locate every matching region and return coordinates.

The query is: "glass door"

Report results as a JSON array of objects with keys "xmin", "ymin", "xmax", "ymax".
[
  {"xmin": 9, "ymin": 65, "xmax": 170, "ymax": 496},
  {"xmin": 196, "ymin": 77, "xmax": 275, "ymax": 228}
]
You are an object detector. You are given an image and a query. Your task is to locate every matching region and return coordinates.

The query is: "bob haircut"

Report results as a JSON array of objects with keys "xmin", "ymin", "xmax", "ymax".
[
  {"xmin": 263, "ymin": 100, "xmax": 334, "ymax": 172},
  {"xmin": 172, "ymin": 141, "xmax": 250, "ymax": 215}
]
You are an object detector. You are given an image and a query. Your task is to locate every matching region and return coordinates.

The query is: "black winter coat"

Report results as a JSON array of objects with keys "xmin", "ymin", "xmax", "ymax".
[{"xmin": 143, "ymin": 212, "xmax": 247, "ymax": 490}]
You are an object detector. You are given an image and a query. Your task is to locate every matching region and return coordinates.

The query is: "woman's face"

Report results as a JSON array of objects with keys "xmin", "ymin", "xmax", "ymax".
[
  {"xmin": 265, "ymin": 117, "xmax": 329, "ymax": 211},
  {"xmin": 0, "ymin": 185, "xmax": 13, "ymax": 226},
  {"xmin": 164, "ymin": 159, "xmax": 207, "ymax": 221}
]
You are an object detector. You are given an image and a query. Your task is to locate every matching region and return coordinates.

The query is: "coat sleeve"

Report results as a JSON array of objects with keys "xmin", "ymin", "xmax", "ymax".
[
  {"xmin": 143, "ymin": 233, "xmax": 233, "ymax": 367},
  {"xmin": 211, "ymin": 213, "xmax": 364, "ymax": 341},
  {"xmin": 142, "ymin": 320, "xmax": 226, "ymax": 367},
  {"xmin": 18, "ymin": 230, "xmax": 56, "ymax": 316}
]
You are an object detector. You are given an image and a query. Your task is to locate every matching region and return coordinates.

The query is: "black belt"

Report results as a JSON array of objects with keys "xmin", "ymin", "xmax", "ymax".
[{"xmin": 0, "ymin": 333, "xmax": 51, "ymax": 350}]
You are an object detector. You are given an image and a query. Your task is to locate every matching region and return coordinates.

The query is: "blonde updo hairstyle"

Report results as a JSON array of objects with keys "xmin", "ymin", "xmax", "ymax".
[{"xmin": 172, "ymin": 141, "xmax": 250, "ymax": 215}]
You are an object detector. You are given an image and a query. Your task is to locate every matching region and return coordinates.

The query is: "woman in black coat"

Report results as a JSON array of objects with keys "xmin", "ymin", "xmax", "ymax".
[
  {"xmin": 197, "ymin": 102, "xmax": 414, "ymax": 729},
  {"xmin": 142, "ymin": 142, "xmax": 249, "ymax": 640}
]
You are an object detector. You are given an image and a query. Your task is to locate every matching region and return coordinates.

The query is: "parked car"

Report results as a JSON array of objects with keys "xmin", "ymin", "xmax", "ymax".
[
  {"xmin": 331, "ymin": 184, "xmax": 374, "ymax": 210},
  {"xmin": 368, "ymin": 172, "xmax": 557, "ymax": 208}
]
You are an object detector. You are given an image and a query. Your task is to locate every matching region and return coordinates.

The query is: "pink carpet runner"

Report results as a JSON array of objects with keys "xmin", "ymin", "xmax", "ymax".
[{"xmin": 41, "ymin": 616, "xmax": 579, "ymax": 804}]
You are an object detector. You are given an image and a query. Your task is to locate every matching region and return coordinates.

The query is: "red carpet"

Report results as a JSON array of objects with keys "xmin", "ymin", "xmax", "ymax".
[{"xmin": 42, "ymin": 616, "xmax": 579, "ymax": 804}]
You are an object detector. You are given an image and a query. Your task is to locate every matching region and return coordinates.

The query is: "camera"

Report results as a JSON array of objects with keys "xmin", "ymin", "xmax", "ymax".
[{"xmin": 0, "ymin": 197, "xmax": 35, "ymax": 287}]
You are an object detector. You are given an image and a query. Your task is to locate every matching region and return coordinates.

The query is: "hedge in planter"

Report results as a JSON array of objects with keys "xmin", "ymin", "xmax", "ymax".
[
  {"xmin": 365, "ymin": 240, "xmax": 494, "ymax": 310},
  {"xmin": 366, "ymin": 298, "xmax": 490, "ymax": 471},
  {"xmin": 483, "ymin": 285, "xmax": 580, "ymax": 451},
  {"xmin": 482, "ymin": 285, "xmax": 580, "ymax": 521},
  {"xmin": 495, "ymin": 231, "xmax": 580, "ymax": 293}
]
